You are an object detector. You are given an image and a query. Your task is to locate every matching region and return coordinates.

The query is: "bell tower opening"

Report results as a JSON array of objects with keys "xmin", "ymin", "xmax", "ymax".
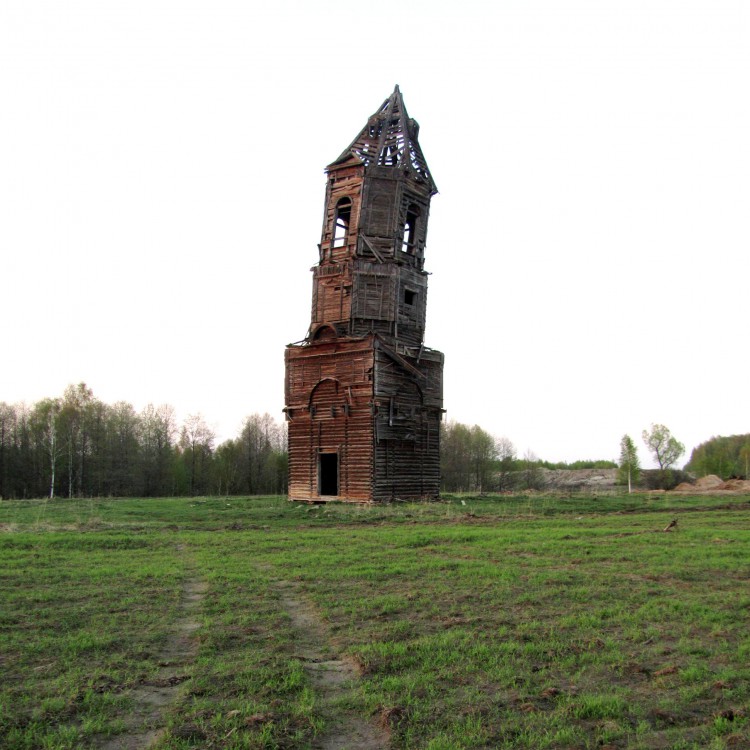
[
  {"xmin": 402, "ymin": 204, "xmax": 420, "ymax": 253},
  {"xmin": 332, "ymin": 197, "xmax": 352, "ymax": 248}
]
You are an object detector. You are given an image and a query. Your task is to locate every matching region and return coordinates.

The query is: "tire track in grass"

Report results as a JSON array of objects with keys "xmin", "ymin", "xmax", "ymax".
[
  {"xmin": 275, "ymin": 580, "xmax": 389, "ymax": 750},
  {"xmin": 99, "ymin": 570, "xmax": 207, "ymax": 749}
]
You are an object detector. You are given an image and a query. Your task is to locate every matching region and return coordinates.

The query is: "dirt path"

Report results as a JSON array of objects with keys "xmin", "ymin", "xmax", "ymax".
[
  {"xmin": 275, "ymin": 581, "xmax": 389, "ymax": 750},
  {"xmin": 98, "ymin": 574, "xmax": 207, "ymax": 750}
]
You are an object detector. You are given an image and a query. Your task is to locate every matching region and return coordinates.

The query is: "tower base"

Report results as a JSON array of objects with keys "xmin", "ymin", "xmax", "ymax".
[{"xmin": 285, "ymin": 334, "xmax": 443, "ymax": 503}]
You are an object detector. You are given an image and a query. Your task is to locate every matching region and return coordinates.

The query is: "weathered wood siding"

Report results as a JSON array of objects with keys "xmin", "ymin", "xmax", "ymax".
[
  {"xmin": 285, "ymin": 335, "xmax": 442, "ymax": 502},
  {"xmin": 285, "ymin": 337, "xmax": 375, "ymax": 502},
  {"xmin": 312, "ymin": 260, "xmax": 428, "ymax": 347},
  {"xmin": 372, "ymin": 344, "xmax": 443, "ymax": 500},
  {"xmin": 319, "ymin": 159, "xmax": 364, "ymax": 265},
  {"xmin": 311, "ymin": 263, "xmax": 352, "ymax": 331},
  {"xmin": 359, "ymin": 170, "xmax": 432, "ymax": 266}
]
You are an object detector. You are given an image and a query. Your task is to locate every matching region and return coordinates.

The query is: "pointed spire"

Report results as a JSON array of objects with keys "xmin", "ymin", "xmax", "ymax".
[{"xmin": 330, "ymin": 86, "xmax": 436, "ymax": 193}]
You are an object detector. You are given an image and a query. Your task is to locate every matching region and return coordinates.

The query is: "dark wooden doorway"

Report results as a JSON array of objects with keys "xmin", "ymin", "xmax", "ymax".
[{"xmin": 318, "ymin": 452, "xmax": 338, "ymax": 496}]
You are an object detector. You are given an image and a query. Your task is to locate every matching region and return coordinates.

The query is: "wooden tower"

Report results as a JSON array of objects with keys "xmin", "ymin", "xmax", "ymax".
[{"xmin": 284, "ymin": 86, "xmax": 444, "ymax": 502}]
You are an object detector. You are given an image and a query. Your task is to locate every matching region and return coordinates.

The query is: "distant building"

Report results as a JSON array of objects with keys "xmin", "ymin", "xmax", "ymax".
[{"xmin": 284, "ymin": 87, "xmax": 444, "ymax": 502}]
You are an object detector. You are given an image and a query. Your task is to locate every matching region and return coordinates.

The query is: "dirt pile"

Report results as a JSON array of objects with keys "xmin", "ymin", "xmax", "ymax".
[
  {"xmin": 716, "ymin": 478, "xmax": 750, "ymax": 491},
  {"xmin": 673, "ymin": 474, "xmax": 750, "ymax": 493},
  {"xmin": 507, "ymin": 469, "xmax": 749, "ymax": 494},
  {"xmin": 673, "ymin": 474, "xmax": 721, "ymax": 492},
  {"xmin": 696, "ymin": 474, "xmax": 724, "ymax": 489}
]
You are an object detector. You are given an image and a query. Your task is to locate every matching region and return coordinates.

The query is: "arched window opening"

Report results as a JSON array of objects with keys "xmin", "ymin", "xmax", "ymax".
[
  {"xmin": 401, "ymin": 204, "xmax": 420, "ymax": 253},
  {"xmin": 312, "ymin": 324, "xmax": 337, "ymax": 342},
  {"xmin": 333, "ymin": 197, "xmax": 352, "ymax": 248}
]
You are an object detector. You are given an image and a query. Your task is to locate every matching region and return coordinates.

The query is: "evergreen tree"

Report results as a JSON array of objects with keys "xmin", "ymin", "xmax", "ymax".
[{"xmin": 618, "ymin": 434, "xmax": 640, "ymax": 493}]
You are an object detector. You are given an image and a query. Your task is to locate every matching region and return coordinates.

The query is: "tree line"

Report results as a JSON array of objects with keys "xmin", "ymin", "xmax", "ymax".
[
  {"xmin": 685, "ymin": 434, "xmax": 750, "ymax": 480},
  {"xmin": 0, "ymin": 384, "xmax": 287, "ymax": 499},
  {"xmin": 3, "ymin": 385, "xmax": 730, "ymax": 499},
  {"xmin": 1, "ymin": 388, "xmax": 618, "ymax": 499},
  {"xmin": 439, "ymin": 420, "xmax": 617, "ymax": 493},
  {"xmin": 442, "ymin": 421, "xmax": 698, "ymax": 494}
]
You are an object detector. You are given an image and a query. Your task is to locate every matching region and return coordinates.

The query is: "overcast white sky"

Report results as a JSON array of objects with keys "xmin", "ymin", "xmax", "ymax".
[{"xmin": 1, "ymin": 0, "xmax": 748, "ymax": 467}]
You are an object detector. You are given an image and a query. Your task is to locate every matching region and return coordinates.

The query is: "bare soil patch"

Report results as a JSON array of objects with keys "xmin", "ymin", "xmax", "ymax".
[
  {"xmin": 97, "ymin": 575, "xmax": 207, "ymax": 750},
  {"xmin": 274, "ymin": 580, "xmax": 389, "ymax": 750}
]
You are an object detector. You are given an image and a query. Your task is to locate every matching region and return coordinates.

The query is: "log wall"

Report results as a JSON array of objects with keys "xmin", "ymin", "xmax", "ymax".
[
  {"xmin": 285, "ymin": 337, "xmax": 375, "ymax": 502},
  {"xmin": 372, "ymin": 344, "xmax": 443, "ymax": 500},
  {"xmin": 285, "ymin": 335, "xmax": 443, "ymax": 503}
]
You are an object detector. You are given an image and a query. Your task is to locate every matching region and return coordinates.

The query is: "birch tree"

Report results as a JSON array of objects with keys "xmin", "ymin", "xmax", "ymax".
[
  {"xmin": 180, "ymin": 413, "xmax": 215, "ymax": 495},
  {"xmin": 32, "ymin": 399, "xmax": 63, "ymax": 499},
  {"xmin": 59, "ymin": 383, "xmax": 95, "ymax": 497},
  {"xmin": 496, "ymin": 437, "xmax": 517, "ymax": 491},
  {"xmin": 139, "ymin": 403, "xmax": 177, "ymax": 496}
]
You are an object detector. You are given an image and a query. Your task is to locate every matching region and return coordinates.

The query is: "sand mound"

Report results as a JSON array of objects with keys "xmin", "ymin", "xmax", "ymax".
[
  {"xmin": 718, "ymin": 478, "xmax": 750, "ymax": 491},
  {"xmin": 673, "ymin": 482, "xmax": 695, "ymax": 492},
  {"xmin": 671, "ymin": 475, "xmax": 750, "ymax": 493},
  {"xmin": 695, "ymin": 474, "xmax": 724, "ymax": 489}
]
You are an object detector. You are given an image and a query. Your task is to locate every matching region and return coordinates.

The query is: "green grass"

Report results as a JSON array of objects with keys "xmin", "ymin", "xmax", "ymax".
[{"xmin": 1, "ymin": 493, "xmax": 749, "ymax": 749}]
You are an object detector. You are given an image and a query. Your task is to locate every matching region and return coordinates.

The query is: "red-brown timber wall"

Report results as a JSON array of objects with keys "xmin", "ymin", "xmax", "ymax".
[{"xmin": 285, "ymin": 336, "xmax": 375, "ymax": 502}]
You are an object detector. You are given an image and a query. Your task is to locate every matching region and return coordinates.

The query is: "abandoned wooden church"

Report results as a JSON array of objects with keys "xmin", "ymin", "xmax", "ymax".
[{"xmin": 284, "ymin": 86, "xmax": 444, "ymax": 502}]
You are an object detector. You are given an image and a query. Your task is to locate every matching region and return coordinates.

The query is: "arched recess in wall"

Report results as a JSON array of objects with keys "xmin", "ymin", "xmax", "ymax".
[
  {"xmin": 308, "ymin": 378, "xmax": 347, "ymax": 418},
  {"xmin": 311, "ymin": 324, "xmax": 338, "ymax": 342},
  {"xmin": 308, "ymin": 378, "xmax": 346, "ymax": 497}
]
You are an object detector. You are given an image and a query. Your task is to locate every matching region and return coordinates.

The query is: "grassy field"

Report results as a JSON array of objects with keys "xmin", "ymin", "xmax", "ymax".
[{"xmin": 1, "ymin": 493, "xmax": 749, "ymax": 749}]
